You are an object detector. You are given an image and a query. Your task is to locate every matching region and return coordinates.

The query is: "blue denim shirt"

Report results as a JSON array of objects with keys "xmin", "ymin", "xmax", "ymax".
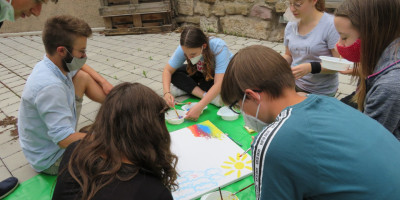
[{"xmin": 18, "ymin": 55, "xmax": 78, "ymax": 172}]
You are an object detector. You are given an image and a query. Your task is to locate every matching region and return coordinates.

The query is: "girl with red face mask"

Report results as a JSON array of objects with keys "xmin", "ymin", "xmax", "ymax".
[{"xmin": 334, "ymin": 0, "xmax": 400, "ymax": 141}]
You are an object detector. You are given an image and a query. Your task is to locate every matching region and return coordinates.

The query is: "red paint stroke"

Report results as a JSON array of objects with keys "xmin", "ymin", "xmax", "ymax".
[{"xmin": 188, "ymin": 124, "xmax": 211, "ymax": 138}]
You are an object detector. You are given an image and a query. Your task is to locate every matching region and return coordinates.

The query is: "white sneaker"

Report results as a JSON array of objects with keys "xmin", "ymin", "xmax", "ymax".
[
  {"xmin": 210, "ymin": 94, "xmax": 224, "ymax": 107},
  {"xmin": 170, "ymin": 84, "xmax": 187, "ymax": 97}
]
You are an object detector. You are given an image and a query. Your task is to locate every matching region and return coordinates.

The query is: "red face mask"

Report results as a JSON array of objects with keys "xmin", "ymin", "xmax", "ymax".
[{"xmin": 336, "ymin": 39, "xmax": 361, "ymax": 63}]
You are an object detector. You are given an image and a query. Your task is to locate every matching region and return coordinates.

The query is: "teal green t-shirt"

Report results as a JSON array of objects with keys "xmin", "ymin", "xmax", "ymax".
[{"xmin": 252, "ymin": 94, "xmax": 400, "ymax": 200}]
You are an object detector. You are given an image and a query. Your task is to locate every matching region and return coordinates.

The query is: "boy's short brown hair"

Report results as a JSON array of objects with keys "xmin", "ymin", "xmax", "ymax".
[
  {"xmin": 221, "ymin": 45, "xmax": 295, "ymax": 105},
  {"xmin": 42, "ymin": 15, "xmax": 92, "ymax": 55}
]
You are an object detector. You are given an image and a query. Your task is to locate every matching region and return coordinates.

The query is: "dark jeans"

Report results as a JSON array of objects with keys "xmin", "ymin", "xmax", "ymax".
[{"xmin": 171, "ymin": 66, "xmax": 214, "ymax": 93}]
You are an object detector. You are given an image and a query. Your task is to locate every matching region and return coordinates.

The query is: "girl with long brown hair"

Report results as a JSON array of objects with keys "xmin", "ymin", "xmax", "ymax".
[
  {"xmin": 334, "ymin": 0, "xmax": 400, "ymax": 140},
  {"xmin": 52, "ymin": 82, "xmax": 178, "ymax": 200},
  {"xmin": 282, "ymin": 0, "xmax": 340, "ymax": 96},
  {"xmin": 162, "ymin": 26, "xmax": 233, "ymax": 121}
]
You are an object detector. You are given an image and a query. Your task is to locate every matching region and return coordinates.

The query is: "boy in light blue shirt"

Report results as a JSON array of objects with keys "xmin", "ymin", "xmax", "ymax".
[{"xmin": 18, "ymin": 15, "xmax": 113, "ymax": 175}]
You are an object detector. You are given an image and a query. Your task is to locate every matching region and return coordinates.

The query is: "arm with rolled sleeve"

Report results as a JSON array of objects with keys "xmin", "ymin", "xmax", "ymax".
[{"xmin": 35, "ymin": 85, "xmax": 85, "ymax": 148}]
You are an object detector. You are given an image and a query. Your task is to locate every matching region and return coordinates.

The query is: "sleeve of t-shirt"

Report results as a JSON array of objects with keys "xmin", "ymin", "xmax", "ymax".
[
  {"xmin": 168, "ymin": 45, "xmax": 186, "ymax": 69},
  {"xmin": 210, "ymin": 38, "xmax": 233, "ymax": 74},
  {"xmin": 284, "ymin": 22, "xmax": 294, "ymax": 47},
  {"xmin": 258, "ymin": 129, "xmax": 318, "ymax": 200},
  {"xmin": 326, "ymin": 16, "xmax": 340, "ymax": 50},
  {"xmin": 35, "ymin": 85, "xmax": 75, "ymax": 144}
]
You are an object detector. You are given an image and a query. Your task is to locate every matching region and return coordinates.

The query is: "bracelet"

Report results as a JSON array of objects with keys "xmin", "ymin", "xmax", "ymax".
[
  {"xmin": 163, "ymin": 91, "xmax": 171, "ymax": 96},
  {"xmin": 310, "ymin": 62, "xmax": 321, "ymax": 74}
]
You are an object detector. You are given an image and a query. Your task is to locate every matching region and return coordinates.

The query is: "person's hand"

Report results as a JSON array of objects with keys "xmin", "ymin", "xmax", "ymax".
[
  {"xmin": 164, "ymin": 92, "xmax": 175, "ymax": 107},
  {"xmin": 185, "ymin": 103, "xmax": 203, "ymax": 121},
  {"xmin": 339, "ymin": 68, "xmax": 354, "ymax": 75},
  {"xmin": 292, "ymin": 63, "xmax": 312, "ymax": 79},
  {"xmin": 101, "ymin": 81, "xmax": 113, "ymax": 95}
]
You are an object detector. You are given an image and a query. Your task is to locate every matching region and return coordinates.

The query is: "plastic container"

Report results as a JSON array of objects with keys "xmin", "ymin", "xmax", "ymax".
[
  {"xmin": 200, "ymin": 190, "xmax": 239, "ymax": 200},
  {"xmin": 217, "ymin": 106, "xmax": 239, "ymax": 121},
  {"xmin": 319, "ymin": 56, "xmax": 354, "ymax": 71},
  {"xmin": 181, "ymin": 102, "xmax": 207, "ymax": 113},
  {"xmin": 165, "ymin": 109, "xmax": 186, "ymax": 125}
]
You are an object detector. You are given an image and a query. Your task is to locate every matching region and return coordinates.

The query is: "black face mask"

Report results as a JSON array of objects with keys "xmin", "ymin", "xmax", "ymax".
[{"xmin": 62, "ymin": 47, "xmax": 74, "ymax": 72}]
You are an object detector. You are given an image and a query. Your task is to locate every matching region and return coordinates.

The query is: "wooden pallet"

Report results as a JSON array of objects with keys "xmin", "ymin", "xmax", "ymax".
[{"xmin": 99, "ymin": 0, "xmax": 175, "ymax": 36}]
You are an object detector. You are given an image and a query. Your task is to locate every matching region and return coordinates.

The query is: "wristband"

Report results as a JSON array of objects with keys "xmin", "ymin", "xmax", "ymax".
[
  {"xmin": 310, "ymin": 62, "xmax": 321, "ymax": 74},
  {"xmin": 164, "ymin": 91, "xmax": 171, "ymax": 96}
]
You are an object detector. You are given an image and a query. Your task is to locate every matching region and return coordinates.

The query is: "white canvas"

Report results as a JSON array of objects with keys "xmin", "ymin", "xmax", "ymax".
[{"xmin": 170, "ymin": 120, "xmax": 252, "ymax": 200}]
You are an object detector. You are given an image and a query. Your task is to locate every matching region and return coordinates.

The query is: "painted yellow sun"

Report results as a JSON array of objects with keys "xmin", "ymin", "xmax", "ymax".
[{"xmin": 221, "ymin": 153, "xmax": 252, "ymax": 178}]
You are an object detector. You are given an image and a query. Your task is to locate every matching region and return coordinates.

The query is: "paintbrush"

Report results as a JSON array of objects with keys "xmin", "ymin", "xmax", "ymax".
[
  {"xmin": 239, "ymin": 147, "xmax": 251, "ymax": 157},
  {"xmin": 172, "ymin": 107, "xmax": 181, "ymax": 119},
  {"xmin": 218, "ymin": 187, "xmax": 223, "ymax": 200},
  {"xmin": 175, "ymin": 102, "xmax": 192, "ymax": 105},
  {"xmin": 231, "ymin": 183, "xmax": 255, "ymax": 196}
]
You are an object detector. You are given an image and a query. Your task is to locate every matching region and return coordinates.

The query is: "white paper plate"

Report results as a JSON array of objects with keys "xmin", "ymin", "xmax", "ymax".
[
  {"xmin": 200, "ymin": 190, "xmax": 239, "ymax": 200},
  {"xmin": 320, "ymin": 56, "xmax": 354, "ymax": 71},
  {"xmin": 217, "ymin": 106, "xmax": 239, "ymax": 121},
  {"xmin": 165, "ymin": 109, "xmax": 187, "ymax": 125}
]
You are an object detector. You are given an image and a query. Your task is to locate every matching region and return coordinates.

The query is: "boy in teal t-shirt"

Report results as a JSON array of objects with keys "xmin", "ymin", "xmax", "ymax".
[
  {"xmin": 220, "ymin": 45, "xmax": 400, "ymax": 200},
  {"xmin": 253, "ymin": 94, "xmax": 400, "ymax": 200}
]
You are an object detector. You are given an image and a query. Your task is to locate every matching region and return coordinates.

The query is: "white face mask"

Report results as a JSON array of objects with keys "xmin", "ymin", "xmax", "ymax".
[
  {"xmin": 241, "ymin": 92, "xmax": 268, "ymax": 133},
  {"xmin": 64, "ymin": 48, "xmax": 87, "ymax": 72},
  {"xmin": 189, "ymin": 47, "xmax": 203, "ymax": 64},
  {"xmin": 0, "ymin": 0, "xmax": 15, "ymax": 22}
]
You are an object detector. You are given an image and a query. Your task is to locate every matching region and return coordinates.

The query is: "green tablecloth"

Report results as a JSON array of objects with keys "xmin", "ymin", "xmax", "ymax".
[
  {"xmin": 167, "ymin": 98, "xmax": 256, "ymax": 200},
  {"xmin": 5, "ymin": 98, "xmax": 256, "ymax": 200}
]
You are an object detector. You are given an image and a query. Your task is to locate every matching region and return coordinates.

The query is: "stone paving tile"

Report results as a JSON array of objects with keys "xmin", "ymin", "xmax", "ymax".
[
  {"xmin": 0, "ymin": 140, "xmax": 21, "ymax": 159},
  {"xmin": 3, "ymin": 151, "xmax": 28, "ymax": 171},
  {"xmin": 0, "ymin": 165, "xmax": 12, "ymax": 181},
  {"xmin": 0, "ymin": 91, "xmax": 15, "ymax": 101},
  {"xmin": 0, "ymin": 32, "xmax": 357, "ymax": 183},
  {"xmin": 0, "ymin": 96, "xmax": 20, "ymax": 108},
  {"xmin": 0, "ymin": 128, "xmax": 17, "ymax": 145},
  {"xmin": 11, "ymin": 163, "xmax": 38, "ymax": 183},
  {"xmin": 80, "ymin": 101, "xmax": 100, "ymax": 116}
]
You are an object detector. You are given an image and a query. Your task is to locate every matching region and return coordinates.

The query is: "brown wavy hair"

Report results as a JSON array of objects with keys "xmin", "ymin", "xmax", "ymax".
[
  {"xmin": 67, "ymin": 82, "xmax": 178, "ymax": 200},
  {"xmin": 180, "ymin": 26, "xmax": 215, "ymax": 81},
  {"xmin": 335, "ymin": 0, "xmax": 400, "ymax": 111}
]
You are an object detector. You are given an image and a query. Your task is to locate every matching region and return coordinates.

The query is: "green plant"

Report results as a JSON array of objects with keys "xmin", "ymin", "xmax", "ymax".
[
  {"xmin": 142, "ymin": 70, "xmax": 147, "ymax": 78},
  {"xmin": 149, "ymin": 56, "xmax": 153, "ymax": 60},
  {"xmin": 113, "ymin": 75, "xmax": 117, "ymax": 79},
  {"xmin": 138, "ymin": 48, "xmax": 142, "ymax": 51}
]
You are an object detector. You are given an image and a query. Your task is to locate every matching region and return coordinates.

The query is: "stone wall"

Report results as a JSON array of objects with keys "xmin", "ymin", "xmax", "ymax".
[{"xmin": 175, "ymin": 0, "xmax": 288, "ymax": 42}]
